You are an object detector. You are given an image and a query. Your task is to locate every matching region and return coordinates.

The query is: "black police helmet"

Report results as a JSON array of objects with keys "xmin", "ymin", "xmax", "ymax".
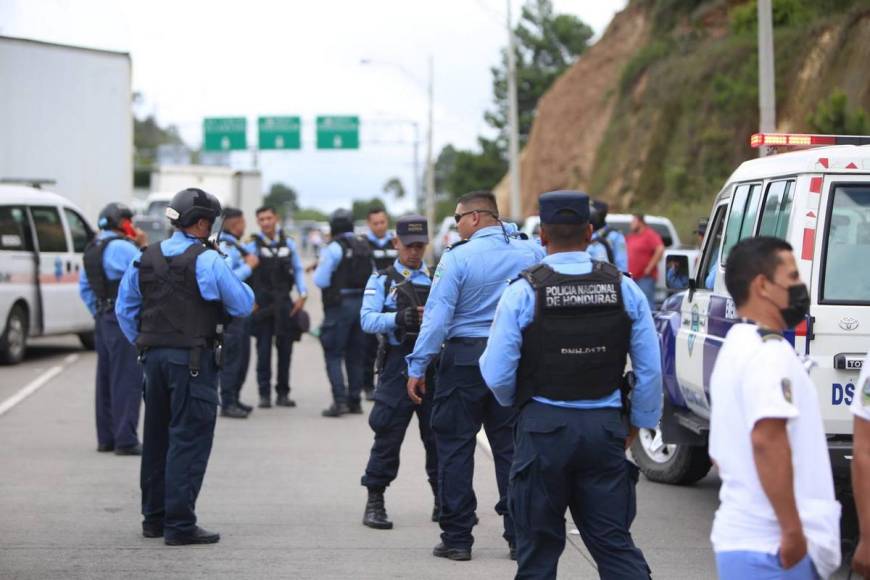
[
  {"xmin": 329, "ymin": 208, "xmax": 354, "ymax": 236},
  {"xmin": 98, "ymin": 202, "xmax": 134, "ymax": 231},
  {"xmin": 590, "ymin": 200, "xmax": 609, "ymax": 231},
  {"xmin": 166, "ymin": 188, "xmax": 222, "ymax": 228}
]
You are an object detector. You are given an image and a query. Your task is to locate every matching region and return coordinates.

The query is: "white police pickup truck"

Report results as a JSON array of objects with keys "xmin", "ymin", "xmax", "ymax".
[
  {"xmin": 0, "ymin": 184, "xmax": 97, "ymax": 363},
  {"xmin": 635, "ymin": 133, "xmax": 870, "ymax": 488}
]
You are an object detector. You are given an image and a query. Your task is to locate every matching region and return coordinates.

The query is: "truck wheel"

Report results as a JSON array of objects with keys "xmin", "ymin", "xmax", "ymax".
[
  {"xmin": 631, "ymin": 427, "xmax": 712, "ymax": 485},
  {"xmin": 78, "ymin": 331, "xmax": 96, "ymax": 350},
  {"xmin": 0, "ymin": 305, "xmax": 28, "ymax": 365}
]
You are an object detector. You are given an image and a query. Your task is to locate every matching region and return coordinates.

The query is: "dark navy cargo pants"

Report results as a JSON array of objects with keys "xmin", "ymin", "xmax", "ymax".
[
  {"xmin": 140, "ymin": 347, "xmax": 219, "ymax": 540},
  {"xmin": 510, "ymin": 401, "xmax": 650, "ymax": 580},
  {"xmin": 361, "ymin": 347, "xmax": 437, "ymax": 489},
  {"xmin": 95, "ymin": 309, "xmax": 143, "ymax": 449},
  {"xmin": 320, "ymin": 296, "xmax": 365, "ymax": 406},
  {"xmin": 253, "ymin": 316, "xmax": 293, "ymax": 400},
  {"xmin": 431, "ymin": 337, "xmax": 516, "ymax": 550},
  {"xmin": 219, "ymin": 316, "xmax": 251, "ymax": 407}
]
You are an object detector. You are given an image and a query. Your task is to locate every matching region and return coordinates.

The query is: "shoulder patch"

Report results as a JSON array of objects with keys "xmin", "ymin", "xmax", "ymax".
[
  {"xmin": 781, "ymin": 378, "xmax": 793, "ymax": 403},
  {"xmin": 758, "ymin": 328, "xmax": 785, "ymax": 342},
  {"xmin": 862, "ymin": 376, "xmax": 870, "ymax": 406}
]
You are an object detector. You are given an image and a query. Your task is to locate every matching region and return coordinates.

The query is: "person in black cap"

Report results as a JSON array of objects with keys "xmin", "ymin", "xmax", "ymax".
[
  {"xmin": 358, "ymin": 215, "xmax": 439, "ymax": 530},
  {"xmin": 480, "ymin": 190, "xmax": 662, "ymax": 578},
  {"xmin": 79, "ymin": 202, "xmax": 146, "ymax": 455}
]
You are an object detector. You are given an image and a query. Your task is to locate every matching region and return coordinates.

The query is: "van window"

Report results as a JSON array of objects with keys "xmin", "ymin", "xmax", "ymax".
[
  {"xmin": 757, "ymin": 180, "xmax": 795, "ymax": 239},
  {"xmin": 30, "ymin": 206, "xmax": 68, "ymax": 253},
  {"xmin": 696, "ymin": 204, "xmax": 727, "ymax": 289},
  {"xmin": 63, "ymin": 208, "xmax": 93, "ymax": 253},
  {"xmin": 722, "ymin": 183, "xmax": 761, "ymax": 263},
  {"xmin": 0, "ymin": 206, "xmax": 34, "ymax": 251},
  {"xmin": 821, "ymin": 184, "xmax": 870, "ymax": 303}
]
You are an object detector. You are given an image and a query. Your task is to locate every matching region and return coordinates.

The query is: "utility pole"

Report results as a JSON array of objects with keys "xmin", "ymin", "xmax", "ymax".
[
  {"xmin": 506, "ymin": 0, "xmax": 522, "ymax": 221},
  {"xmin": 757, "ymin": 0, "xmax": 776, "ymax": 157},
  {"xmin": 425, "ymin": 55, "xmax": 436, "ymax": 235},
  {"xmin": 412, "ymin": 122, "xmax": 421, "ymax": 213}
]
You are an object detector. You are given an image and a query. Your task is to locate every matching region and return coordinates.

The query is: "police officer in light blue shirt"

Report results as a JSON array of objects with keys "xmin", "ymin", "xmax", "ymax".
[
  {"xmin": 363, "ymin": 207, "xmax": 398, "ymax": 401},
  {"xmin": 115, "ymin": 188, "xmax": 254, "ymax": 546},
  {"xmin": 588, "ymin": 200, "xmax": 628, "ymax": 271},
  {"xmin": 405, "ymin": 191, "xmax": 545, "ymax": 562},
  {"xmin": 480, "ymin": 190, "xmax": 661, "ymax": 579},
  {"xmin": 80, "ymin": 202, "xmax": 145, "ymax": 455}
]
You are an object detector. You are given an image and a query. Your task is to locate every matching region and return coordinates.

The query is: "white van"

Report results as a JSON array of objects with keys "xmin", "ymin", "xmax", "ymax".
[
  {"xmin": 0, "ymin": 184, "xmax": 97, "ymax": 363},
  {"xmin": 636, "ymin": 133, "xmax": 870, "ymax": 488}
]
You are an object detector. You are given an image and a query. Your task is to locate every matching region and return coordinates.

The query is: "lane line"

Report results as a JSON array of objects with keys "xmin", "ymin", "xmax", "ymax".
[{"xmin": 0, "ymin": 354, "xmax": 79, "ymax": 417}]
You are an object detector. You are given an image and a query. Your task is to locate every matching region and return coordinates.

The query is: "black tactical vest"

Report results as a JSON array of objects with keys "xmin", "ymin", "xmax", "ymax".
[
  {"xmin": 135, "ymin": 243, "xmax": 223, "ymax": 349},
  {"xmin": 381, "ymin": 266, "xmax": 430, "ymax": 346},
  {"xmin": 248, "ymin": 233, "xmax": 295, "ymax": 312},
  {"xmin": 82, "ymin": 236, "xmax": 135, "ymax": 311},
  {"xmin": 369, "ymin": 237, "xmax": 399, "ymax": 271},
  {"xmin": 322, "ymin": 235, "xmax": 374, "ymax": 308},
  {"xmin": 515, "ymin": 261, "xmax": 632, "ymax": 407}
]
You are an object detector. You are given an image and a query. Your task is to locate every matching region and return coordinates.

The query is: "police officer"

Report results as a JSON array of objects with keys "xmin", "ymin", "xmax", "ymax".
[
  {"xmin": 359, "ymin": 215, "xmax": 438, "ymax": 530},
  {"xmin": 115, "ymin": 188, "xmax": 254, "ymax": 545},
  {"xmin": 249, "ymin": 206, "xmax": 308, "ymax": 409},
  {"xmin": 480, "ymin": 191, "xmax": 661, "ymax": 578},
  {"xmin": 314, "ymin": 209, "xmax": 374, "ymax": 417},
  {"xmin": 79, "ymin": 202, "xmax": 145, "ymax": 455},
  {"xmin": 363, "ymin": 207, "xmax": 398, "ymax": 402},
  {"xmin": 406, "ymin": 191, "xmax": 544, "ymax": 561},
  {"xmin": 217, "ymin": 207, "xmax": 258, "ymax": 418},
  {"xmin": 588, "ymin": 200, "xmax": 628, "ymax": 271}
]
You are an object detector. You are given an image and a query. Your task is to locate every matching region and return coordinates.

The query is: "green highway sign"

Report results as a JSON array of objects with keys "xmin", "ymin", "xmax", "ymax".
[
  {"xmin": 258, "ymin": 116, "xmax": 301, "ymax": 150},
  {"xmin": 316, "ymin": 116, "xmax": 360, "ymax": 150},
  {"xmin": 203, "ymin": 117, "xmax": 247, "ymax": 152}
]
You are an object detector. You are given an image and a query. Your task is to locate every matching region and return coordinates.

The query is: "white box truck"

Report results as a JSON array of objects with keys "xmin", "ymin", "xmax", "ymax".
[{"xmin": 0, "ymin": 36, "xmax": 133, "ymax": 224}]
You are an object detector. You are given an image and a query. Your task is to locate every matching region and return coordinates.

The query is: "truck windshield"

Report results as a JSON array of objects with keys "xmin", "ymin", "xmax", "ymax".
[
  {"xmin": 821, "ymin": 184, "xmax": 870, "ymax": 304},
  {"xmin": 147, "ymin": 201, "xmax": 169, "ymax": 218}
]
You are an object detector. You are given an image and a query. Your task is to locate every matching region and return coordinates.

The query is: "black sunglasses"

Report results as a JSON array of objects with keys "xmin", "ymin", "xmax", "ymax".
[{"xmin": 454, "ymin": 209, "xmax": 497, "ymax": 224}]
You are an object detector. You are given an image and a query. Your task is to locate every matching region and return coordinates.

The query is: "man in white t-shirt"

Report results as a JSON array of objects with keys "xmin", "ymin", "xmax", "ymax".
[
  {"xmin": 852, "ymin": 359, "xmax": 870, "ymax": 576},
  {"xmin": 710, "ymin": 237, "xmax": 841, "ymax": 579}
]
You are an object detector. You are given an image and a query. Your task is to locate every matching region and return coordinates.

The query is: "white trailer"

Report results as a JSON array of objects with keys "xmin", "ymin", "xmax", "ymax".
[{"xmin": 0, "ymin": 36, "xmax": 133, "ymax": 225}]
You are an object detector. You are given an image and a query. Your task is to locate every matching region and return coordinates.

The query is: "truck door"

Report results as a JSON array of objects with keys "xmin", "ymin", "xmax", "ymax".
[
  {"xmin": 62, "ymin": 207, "xmax": 96, "ymax": 332},
  {"xmin": 0, "ymin": 205, "xmax": 38, "ymax": 339},
  {"xmin": 28, "ymin": 205, "xmax": 75, "ymax": 334},
  {"xmin": 809, "ymin": 177, "xmax": 870, "ymax": 435}
]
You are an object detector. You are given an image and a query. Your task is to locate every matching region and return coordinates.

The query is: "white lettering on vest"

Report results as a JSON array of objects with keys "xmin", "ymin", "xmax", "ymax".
[{"xmin": 544, "ymin": 283, "xmax": 618, "ymax": 308}]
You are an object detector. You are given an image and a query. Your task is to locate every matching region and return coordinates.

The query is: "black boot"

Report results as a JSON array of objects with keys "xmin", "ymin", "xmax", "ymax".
[
  {"xmin": 322, "ymin": 402, "xmax": 349, "ymax": 417},
  {"xmin": 362, "ymin": 487, "xmax": 393, "ymax": 530}
]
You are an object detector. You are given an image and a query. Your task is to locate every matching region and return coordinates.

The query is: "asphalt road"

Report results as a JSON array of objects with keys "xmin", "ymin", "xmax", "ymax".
[{"xmin": 0, "ymin": 287, "xmax": 848, "ymax": 579}]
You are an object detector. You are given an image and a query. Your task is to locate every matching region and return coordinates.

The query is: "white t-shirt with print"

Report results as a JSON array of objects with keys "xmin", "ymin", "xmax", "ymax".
[
  {"xmin": 709, "ymin": 323, "xmax": 840, "ymax": 574},
  {"xmin": 852, "ymin": 356, "xmax": 870, "ymax": 421}
]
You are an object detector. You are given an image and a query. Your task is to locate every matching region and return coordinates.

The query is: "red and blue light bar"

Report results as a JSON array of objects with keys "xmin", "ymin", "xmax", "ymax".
[{"xmin": 751, "ymin": 133, "xmax": 870, "ymax": 148}]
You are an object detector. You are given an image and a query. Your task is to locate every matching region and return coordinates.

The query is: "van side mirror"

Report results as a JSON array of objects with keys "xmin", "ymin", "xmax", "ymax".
[{"xmin": 665, "ymin": 254, "xmax": 690, "ymax": 291}]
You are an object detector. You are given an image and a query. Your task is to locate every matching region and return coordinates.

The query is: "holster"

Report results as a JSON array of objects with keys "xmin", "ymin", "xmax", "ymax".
[
  {"xmin": 620, "ymin": 371, "xmax": 636, "ymax": 418},
  {"xmin": 375, "ymin": 334, "xmax": 391, "ymax": 376}
]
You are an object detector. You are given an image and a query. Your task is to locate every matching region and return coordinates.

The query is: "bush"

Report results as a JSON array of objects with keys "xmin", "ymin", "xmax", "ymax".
[{"xmin": 808, "ymin": 89, "xmax": 870, "ymax": 135}]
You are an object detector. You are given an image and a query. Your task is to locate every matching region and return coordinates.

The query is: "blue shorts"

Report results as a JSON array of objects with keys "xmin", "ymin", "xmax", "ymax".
[{"xmin": 716, "ymin": 551, "xmax": 819, "ymax": 580}]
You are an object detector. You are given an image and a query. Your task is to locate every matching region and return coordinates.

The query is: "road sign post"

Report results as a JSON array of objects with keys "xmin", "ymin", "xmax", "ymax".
[
  {"xmin": 259, "ymin": 116, "xmax": 302, "ymax": 150},
  {"xmin": 316, "ymin": 116, "xmax": 360, "ymax": 150},
  {"xmin": 203, "ymin": 117, "xmax": 247, "ymax": 152}
]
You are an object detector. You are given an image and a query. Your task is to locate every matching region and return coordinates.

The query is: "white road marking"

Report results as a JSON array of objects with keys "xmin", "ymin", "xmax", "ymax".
[{"xmin": 0, "ymin": 354, "xmax": 79, "ymax": 417}]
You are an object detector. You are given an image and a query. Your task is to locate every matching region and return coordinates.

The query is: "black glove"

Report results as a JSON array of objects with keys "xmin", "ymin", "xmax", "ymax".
[{"xmin": 395, "ymin": 307, "xmax": 420, "ymax": 331}]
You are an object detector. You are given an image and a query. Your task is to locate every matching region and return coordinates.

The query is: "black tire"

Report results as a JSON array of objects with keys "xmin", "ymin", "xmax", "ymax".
[
  {"xmin": 0, "ymin": 304, "xmax": 29, "ymax": 365},
  {"xmin": 631, "ymin": 428, "xmax": 712, "ymax": 485},
  {"xmin": 78, "ymin": 331, "xmax": 96, "ymax": 350}
]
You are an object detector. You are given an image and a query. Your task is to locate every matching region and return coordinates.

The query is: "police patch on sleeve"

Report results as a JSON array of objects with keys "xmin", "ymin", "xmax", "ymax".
[
  {"xmin": 781, "ymin": 378, "xmax": 793, "ymax": 404},
  {"xmin": 863, "ymin": 376, "xmax": 870, "ymax": 406}
]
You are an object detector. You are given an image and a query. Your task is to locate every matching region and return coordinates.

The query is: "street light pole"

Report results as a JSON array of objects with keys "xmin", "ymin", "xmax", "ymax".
[
  {"xmin": 757, "ymin": 0, "xmax": 776, "ymax": 157},
  {"xmin": 506, "ymin": 0, "xmax": 522, "ymax": 221},
  {"xmin": 425, "ymin": 55, "xmax": 436, "ymax": 235}
]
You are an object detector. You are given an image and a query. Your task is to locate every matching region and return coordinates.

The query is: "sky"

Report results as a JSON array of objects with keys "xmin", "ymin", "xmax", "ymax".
[{"xmin": 0, "ymin": 0, "xmax": 627, "ymax": 213}]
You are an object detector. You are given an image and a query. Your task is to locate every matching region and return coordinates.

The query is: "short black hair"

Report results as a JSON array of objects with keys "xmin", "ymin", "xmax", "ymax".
[
  {"xmin": 542, "ymin": 211, "xmax": 589, "ymax": 246},
  {"xmin": 457, "ymin": 191, "xmax": 499, "ymax": 216},
  {"xmin": 633, "ymin": 213, "xmax": 646, "ymax": 223},
  {"xmin": 256, "ymin": 206, "xmax": 276, "ymax": 216},
  {"xmin": 367, "ymin": 207, "xmax": 387, "ymax": 218},
  {"xmin": 725, "ymin": 236, "xmax": 793, "ymax": 307},
  {"xmin": 222, "ymin": 207, "xmax": 243, "ymax": 219}
]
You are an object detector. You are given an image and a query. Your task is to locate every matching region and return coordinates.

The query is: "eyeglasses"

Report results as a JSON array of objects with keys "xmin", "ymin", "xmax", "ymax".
[{"xmin": 454, "ymin": 209, "xmax": 497, "ymax": 224}]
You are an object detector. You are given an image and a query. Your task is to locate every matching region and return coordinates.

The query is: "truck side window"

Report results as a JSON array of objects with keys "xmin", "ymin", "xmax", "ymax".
[
  {"xmin": 0, "ymin": 206, "xmax": 35, "ymax": 251},
  {"xmin": 721, "ymin": 183, "xmax": 762, "ymax": 264},
  {"xmin": 29, "ymin": 206, "xmax": 68, "ymax": 253},
  {"xmin": 757, "ymin": 180, "xmax": 795, "ymax": 239},
  {"xmin": 821, "ymin": 185, "xmax": 870, "ymax": 303},
  {"xmin": 696, "ymin": 205, "xmax": 727, "ymax": 290},
  {"xmin": 63, "ymin": 208, "xmax": 93, "ymax": 253}
]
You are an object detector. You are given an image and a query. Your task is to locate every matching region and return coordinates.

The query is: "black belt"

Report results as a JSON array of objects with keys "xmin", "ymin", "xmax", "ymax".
[{"xmin": 446, "ymin": 336, "xmax": 487, "ymax": 345}]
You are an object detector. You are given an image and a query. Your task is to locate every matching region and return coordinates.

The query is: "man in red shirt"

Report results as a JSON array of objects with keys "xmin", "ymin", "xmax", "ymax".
[{"xmin": 627, "ymin": 214, "xmax": 664, "ymax": 309}]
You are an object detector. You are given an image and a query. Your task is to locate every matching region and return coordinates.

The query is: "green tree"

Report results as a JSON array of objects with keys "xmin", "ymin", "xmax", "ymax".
[
  {"xmin": 443, "ymin": 138, "xmax": 508, "ymax": 198},
  {"xmin": 294, "ymin": 207, "xmax": 329, "ymax": 221},
  {"xmin": 434, "ymin": 144, "xmax": 458, "ymax": 193},
  {"xmin": 486, "ymin": 0, "xmax": 593, "ymax": 148},
  {"xmin": 382, "ymin": 177, "xmax": 406, "ymax": 199},
  {"xmin": 808, "ymin": 89, "xmax": 870, "ymax": 135},
  {"xmin": 263, "ymin": 182, "xmax": 299, "ymax": 217},
  {"xmin": 352, "ymin": 198, "xmax": 389, "ymax": 222}
]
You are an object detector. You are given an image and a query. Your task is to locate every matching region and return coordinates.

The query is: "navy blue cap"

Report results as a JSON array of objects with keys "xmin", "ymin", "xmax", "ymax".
[
  {"xmin": 396, "ymin": 214, "xmax": 428, "ymax": 244},
  {"xmin": 539, "ymin": 191, "xmax": 590, "ymax": 225}
]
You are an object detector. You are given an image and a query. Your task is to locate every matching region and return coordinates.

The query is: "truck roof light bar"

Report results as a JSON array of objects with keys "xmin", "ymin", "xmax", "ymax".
[{"xmin": 750, "ymin": 133, "xmax": 870, "ymax": 148}]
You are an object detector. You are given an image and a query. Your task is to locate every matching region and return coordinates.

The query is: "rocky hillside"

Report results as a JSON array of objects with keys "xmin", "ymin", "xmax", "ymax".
[{"xmin": 495, "ymin": 0, "xmax": 870, "ymax": 236}]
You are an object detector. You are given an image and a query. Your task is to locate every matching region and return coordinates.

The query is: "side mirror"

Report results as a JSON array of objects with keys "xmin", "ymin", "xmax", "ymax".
[{"xmin": 665, "ymin": 254, "xmax": 690, "ymax": 291}]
